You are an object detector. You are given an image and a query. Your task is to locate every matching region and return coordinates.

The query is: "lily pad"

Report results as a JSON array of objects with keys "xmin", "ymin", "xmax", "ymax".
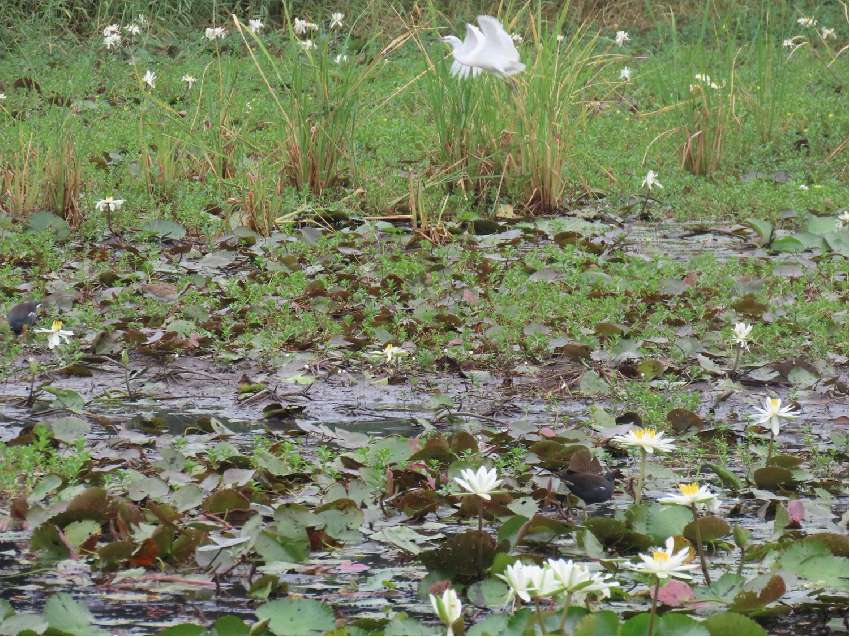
[{"xmin": 256, "ymin": 598, "xmax": 336, "ymax": 635}]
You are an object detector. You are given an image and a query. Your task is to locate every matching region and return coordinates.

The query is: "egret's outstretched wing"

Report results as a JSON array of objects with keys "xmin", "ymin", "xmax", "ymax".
[
  {"xmin": 449, "ymin": 24, "xmax": 484, "ymax": 78},
  {"xmin": 476, "ymin": 15, "xmax": 520, "ymax": 63}
]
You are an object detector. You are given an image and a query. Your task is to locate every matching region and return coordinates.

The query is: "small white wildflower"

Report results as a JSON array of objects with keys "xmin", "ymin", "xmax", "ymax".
[
  {"xmin": 799, "ymin": 184, "xmax": 809, "ymax": 191},
  {"xmin": 102, "ymin": 24, "xmax": 120, "ymax": 37},
  {"xmin": 103, "ymin": 33, "xmax": 122, "ymax": 49},
  {"xmin": 136, "ymin": 14, "xmax": 148, "ymax": 26},
  {"xmin": 248, "ymin": 19, "xmax": 264, "ymax": 34},
  {"xmin": 0, "ymin": 93, "xmax": 6, "ymax": 100},
  {"xmin": 511, "ymin": 33, "xmax": 523, "ymax": 43},
  {"xmin": 294, "ymin": 18, "xmax": 318, "ymax": 36},
  {"xmin": 334, "ymin": 54, "xmax": 348, "ymax": 63},
  {"xmin": 619, "ymin": 66, "xmax": 632, "ymax": 81},
  {"xmin": 556, "ymin": 34, "xmax": 565, "ymax": 42},
  {"xmin": 641, "ymin": 170, "xmax": 662, "ymax": 190},
  {"xmin": 205, "ymin": 26, "xmax": 227, "ymax": 40},
  {"xmin": 732, "ymin": 322, "xmax": 753, "ymax": 350},
  {"xmin": 124, "ymin": 23, "xmax": 141, "ymax": 36},
  {"xmin": 797, "ymin": 17, "xmax": 817, "ymax": 28},
  {"xmin": 300, "ymin": 39, "xmax": 316, "ymax": 51},
  {"xmin": 142, "ymin": 69, "xmax": 156, "ymax": 88},
  {"xmin": 820, "ymin": 27, "xmax": 836, "ymax": 40},
  {"xmin": 694, "ymin": 73, "xmax": 720, "ymax": 89},
  {"xmin": 95, "ymin": 196, "xmax": 125, "ymax": 212},
  {"xmin": 329, "ymin": 12, "xmax": 344, "ymax": 29},
  {"xmin": 836, "ymin": 210, "xmax": 850, "ymax": 229},
  {"xmin": 181, "ymin": 74, "xmax": 197, "ymax": 88},
  {"xmin": 615, "ymin": 30, "xmax": 630, "ymax": 46}
]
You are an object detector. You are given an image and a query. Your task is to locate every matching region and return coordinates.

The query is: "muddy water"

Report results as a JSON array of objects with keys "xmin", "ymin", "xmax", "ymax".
[{"xmin": 0, "ymin": 356, "xmax": 847, "ymax": 634}]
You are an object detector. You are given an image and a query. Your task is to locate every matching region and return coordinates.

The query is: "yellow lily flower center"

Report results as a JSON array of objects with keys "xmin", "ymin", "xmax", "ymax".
[
  {"xmin": 679, "ymin": 483, "xmax": 700, "ymax": 497},
  {"xmin": 652, "ymin": 551, "xmax": 670, "ymax": 562},
  {"xmin": 51, "ymin": 320, "xmax": 63, "ymax": 332},
  {"xmin": 768, "ymin": 398, "xmax": 781, "ymax": 411},
  {"xmin": 634, "ymin": 428, "xmax": 656, "ymax": 440}
]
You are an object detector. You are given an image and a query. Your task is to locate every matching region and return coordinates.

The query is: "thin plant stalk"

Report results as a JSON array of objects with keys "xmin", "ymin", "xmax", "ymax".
[
  {"xmin": 634, "ymin": 449, "xmax": 648, "ymax": 503},
  {"xmin": 766, "ymin": 432, "xmax": 775, "ymax": 461},
  {"xmin": 533, "ymin": 597, "xmax": 547, "ymax": 636},
  {"xmin": 648, "ymin": 577, "xmax": 661, "ymax": 636},
  {"xmin": 557, "ymin": 591, "xmax": 573, "ymax": 634},
  {"xmin": 731, "ymin": 345, "xmax": 742, "ymax": 374},
  {"xmin": 689, "ymin": 504, "xmax": 712, "ymax": 586},
  {"xmin": 477, "ymin": 498, "xmax": 484, "ymax": 579}
]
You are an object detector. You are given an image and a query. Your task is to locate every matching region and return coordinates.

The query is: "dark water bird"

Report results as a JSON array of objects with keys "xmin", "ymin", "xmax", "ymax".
[
  {"xmin": 7, "ymin": 301, "xmax": 42, "ymax": 335},
  {"xmin": 560, "ymin": 470, "xmax": 615, "ymax": 505}
]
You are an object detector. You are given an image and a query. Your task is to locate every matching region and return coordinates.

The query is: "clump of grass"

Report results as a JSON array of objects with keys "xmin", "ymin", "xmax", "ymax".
[
  {"xmin": 0, "ymin": 132, "xmax": 83, "ymax": 225},
  {"xmin": 680, "ymin": 66, "xmax": 738, "ymax": 176},
  {"xmin": 234, "ymin": 13, "xmax": 407, "ymax": 197},
  {"xmin": 509, "ymin": 7, "xmax": 610, "ymax": 212}
]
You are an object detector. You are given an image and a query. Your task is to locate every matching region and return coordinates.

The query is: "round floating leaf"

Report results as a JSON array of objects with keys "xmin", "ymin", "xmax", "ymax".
[
  {"xmin": 753, "ymin": 466, "xmax": 793, "ymax": 491},
  {"xmin": 420, "ymin": 530, "xmax": 498, "ymax": 583},
  {"xmin": 160, "ymin": 624, "xmax": 205, "ymax": 635},
  {"xmin": 770, "ymin": 236, "xmax": 806, "ymax": 253},
  {"xmin": 667, "ymin": 409, "xmax": 702, "ymax": 434},
  {"xmin": 47, "ymin": 416, "xmax": 90, "ymax": 443},
  {"xmin": 212, "ymin": 615, "xmax": 250, "ymax": 635},
  {"xmin": 384, "ymin": 614, "xmax": 432, "ymax": 636},
  {"xmin": 27, "ymin": 211, "xmax": 71, "ymax": 240},
  {"xmin": 622, "ymin": 612, "xmax": 708, "ymax": 636},
  {"xmin": 807, "ymin": 533, "xmax": 849, "ymax": 556},
  {"xmin": 585, "ymin": 517, "xmax": 626, "ymax": 546},
  {"xmin": 44, "ymin": 593, "xmax": 100, "ymax": 635},
  {"xmin": 637, "ymin": 359, "xmax": 666, "ymax": 380},
  {"xmin": 256, "ymin": 598, "xmax": 336, "ymax": 636},
  {"xmin": 766, "ymin": 454, "xmax": 801, "ymax": 469},
  {"xmin": 203, "ymin": 488, "xmax": 250, "ymax": 515},
  {"xmin": 466, "ymin": 578, "xmax": 509, "ymax": 609},
  {"xmin": 703, "ymin": 611, "xmax": 766, "ymax": 635},
  {"xmin": 684, "ymin": 516, "xmax": 731, "ymax": 544},
  {"xmin": 574, "ymin": 610, "xmax": 621, "ymax": 636},
  {"xmin": 645, "ymin": 505, "xmax": 693, "ymax": 544},
  {"xmin": 142, "ymin": 219, "xmax": 186, "ymax": 240}
]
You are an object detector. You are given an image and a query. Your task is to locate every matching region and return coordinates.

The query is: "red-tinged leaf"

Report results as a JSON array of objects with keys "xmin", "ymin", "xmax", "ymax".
[
  {"xmin": 658, "ymin": 579, "xmax": 694, "ymax": 607},
  {"xmin": 129, "ymin": 538, "xmax": 160, "ymax": 567},
  {"xmin": 337, "ymin": 560, "xmax": 369, "ymax": 574},
  {"xmin": 539, "ymin": 427, "xmax": 557, "ymax": 438}
]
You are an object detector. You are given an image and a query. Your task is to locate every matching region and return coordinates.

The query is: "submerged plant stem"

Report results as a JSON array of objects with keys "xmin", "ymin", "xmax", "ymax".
[
  {"xmin": 767, "ymin": 432, "xmax": 774, "ymax": 462},
  {"xmin": 534, "ymin": 597, "xmax": 547, "ymax": 636},
  {"xmin": 690, "ymin": 504, "xmax": 712, "ymax": 586}
]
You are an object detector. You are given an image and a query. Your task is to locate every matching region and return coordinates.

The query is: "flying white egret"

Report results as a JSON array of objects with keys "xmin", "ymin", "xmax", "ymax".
[
  {"xmin": 440, "ymin": 24, "xmax": 483, "ymax": 79},
  {"xmin": 442, "ymin": 15, "xmax": 525, "ymax": 78}
]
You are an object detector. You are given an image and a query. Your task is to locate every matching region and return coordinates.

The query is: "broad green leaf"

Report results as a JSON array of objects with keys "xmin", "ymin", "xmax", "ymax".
[
  {"xmin": 703, "ymin": 611, "xmax": 767, "ymax": 635},
  {"xmin": 256, "ymin": 599, "xmax": 336, "ymax": 636},
  {"xmin": 44, "ymin": 593, "xmax": 102, "ymax": 635}
]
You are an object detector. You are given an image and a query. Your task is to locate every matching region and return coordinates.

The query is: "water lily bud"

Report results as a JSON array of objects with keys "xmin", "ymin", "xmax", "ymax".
[{"xmin": 733, "ymin": 524, "xmax": 750, "ymax": 549}]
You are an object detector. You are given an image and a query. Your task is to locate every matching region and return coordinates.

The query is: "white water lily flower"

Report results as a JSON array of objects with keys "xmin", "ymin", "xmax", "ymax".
[
  {"xmin": 732, "ymin": 322, "xmax": 753, "ymax": 350},
  {"xmin": 124, "ymin": 23, "xmax": 141, "ymax": 36},
  {"xmin": 103, "ymin": 33, "xmax": 122, "ymax": 49},
  {"xmin": 546, "ymin": 559, "xmax": 617, "ymax": 601},
  {"xmin": 294, "ymin": 18, "xmax": 318, "ymax": 36},
  {"xmin": 382, "ymin": 343, "xmax": 408, "ymax": 365},
  {"xmin": 619, "ymin": 66, "xmax": 632, "ymax": 81},
  {"xmin": 142, "ymin": 69, "xmax": 156, "ymax": 88},
  {"xmin": 205, "ymin": 26, "xmax": 227, "ymax": 40},
  {"xmin": 659, "ymin": 482, "xmax": 719, "ymax": 512},
  {"xmin": 429, "ymin": 588, "xmax": 462, "ymax": 636},
  {"xmin": 751, "ymin": 396, "xmax": 800, "ymax": 436},
  {"xmin": 631, "ymin": 537, "xmax": 699, "ymax": 580},
  {"xmin": 797, "ymin": 16, "xmax": 817, "ymax": 28},
  {"xmin": 35, "ymin": 320, "xmax": 74, "ymax": 350},
  {"xmin": 641, "ymin": 170, "xmax": 663, "ymax": 191},
  {"xmin": 329, "ymin": 12, "xmax": 344, "ymax": 29},
  {"xmin": 103, "ymin": 24, "xmax": 120, "ymax": 37},
  {"xmin": 248, "ymin": 19, "xmax": 264, "ymax": 34},
  {"xmin": 612, "ymin": 428, "xmax": 675, "ymax": 454},
  {"xmin": 497, "ymin": 561, "xmax": 539, "ymax": 604},
  {"xmin": 181, "ymin": 74, "xmax": 197, "ymax": 88},
  {"xmin": 820, "ymin": 27, "xmax": 836, "ymax": 40},
  {"xmin": 615, "ymin": 30, "xmax": 630, "ymax": 46},
  {"xmin": 95, "ymin": 196, "xmax": 125, "ymax": 212},
  {"xmin": 454, "ymin": 466, "xmax": 502, "ymax": 501}
]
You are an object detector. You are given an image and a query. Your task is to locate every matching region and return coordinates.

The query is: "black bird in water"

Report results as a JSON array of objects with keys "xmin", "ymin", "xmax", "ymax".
[
  {"xmin": 560, "ymin": 470, "xmax": 616, "ymax": 505},
  {"xmin": 7, "ymin": 301, "xmax": 42, "ymax": 335}
]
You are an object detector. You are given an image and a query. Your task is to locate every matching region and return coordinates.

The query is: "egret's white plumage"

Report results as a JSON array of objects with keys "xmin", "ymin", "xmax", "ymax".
[
  {"xmin": 441, "ymin": 15, "xmax": 525, "ymax": 78},
  {"xmin": 441, "ymin": 24, "xmax": 483, "ymax": 79}
]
